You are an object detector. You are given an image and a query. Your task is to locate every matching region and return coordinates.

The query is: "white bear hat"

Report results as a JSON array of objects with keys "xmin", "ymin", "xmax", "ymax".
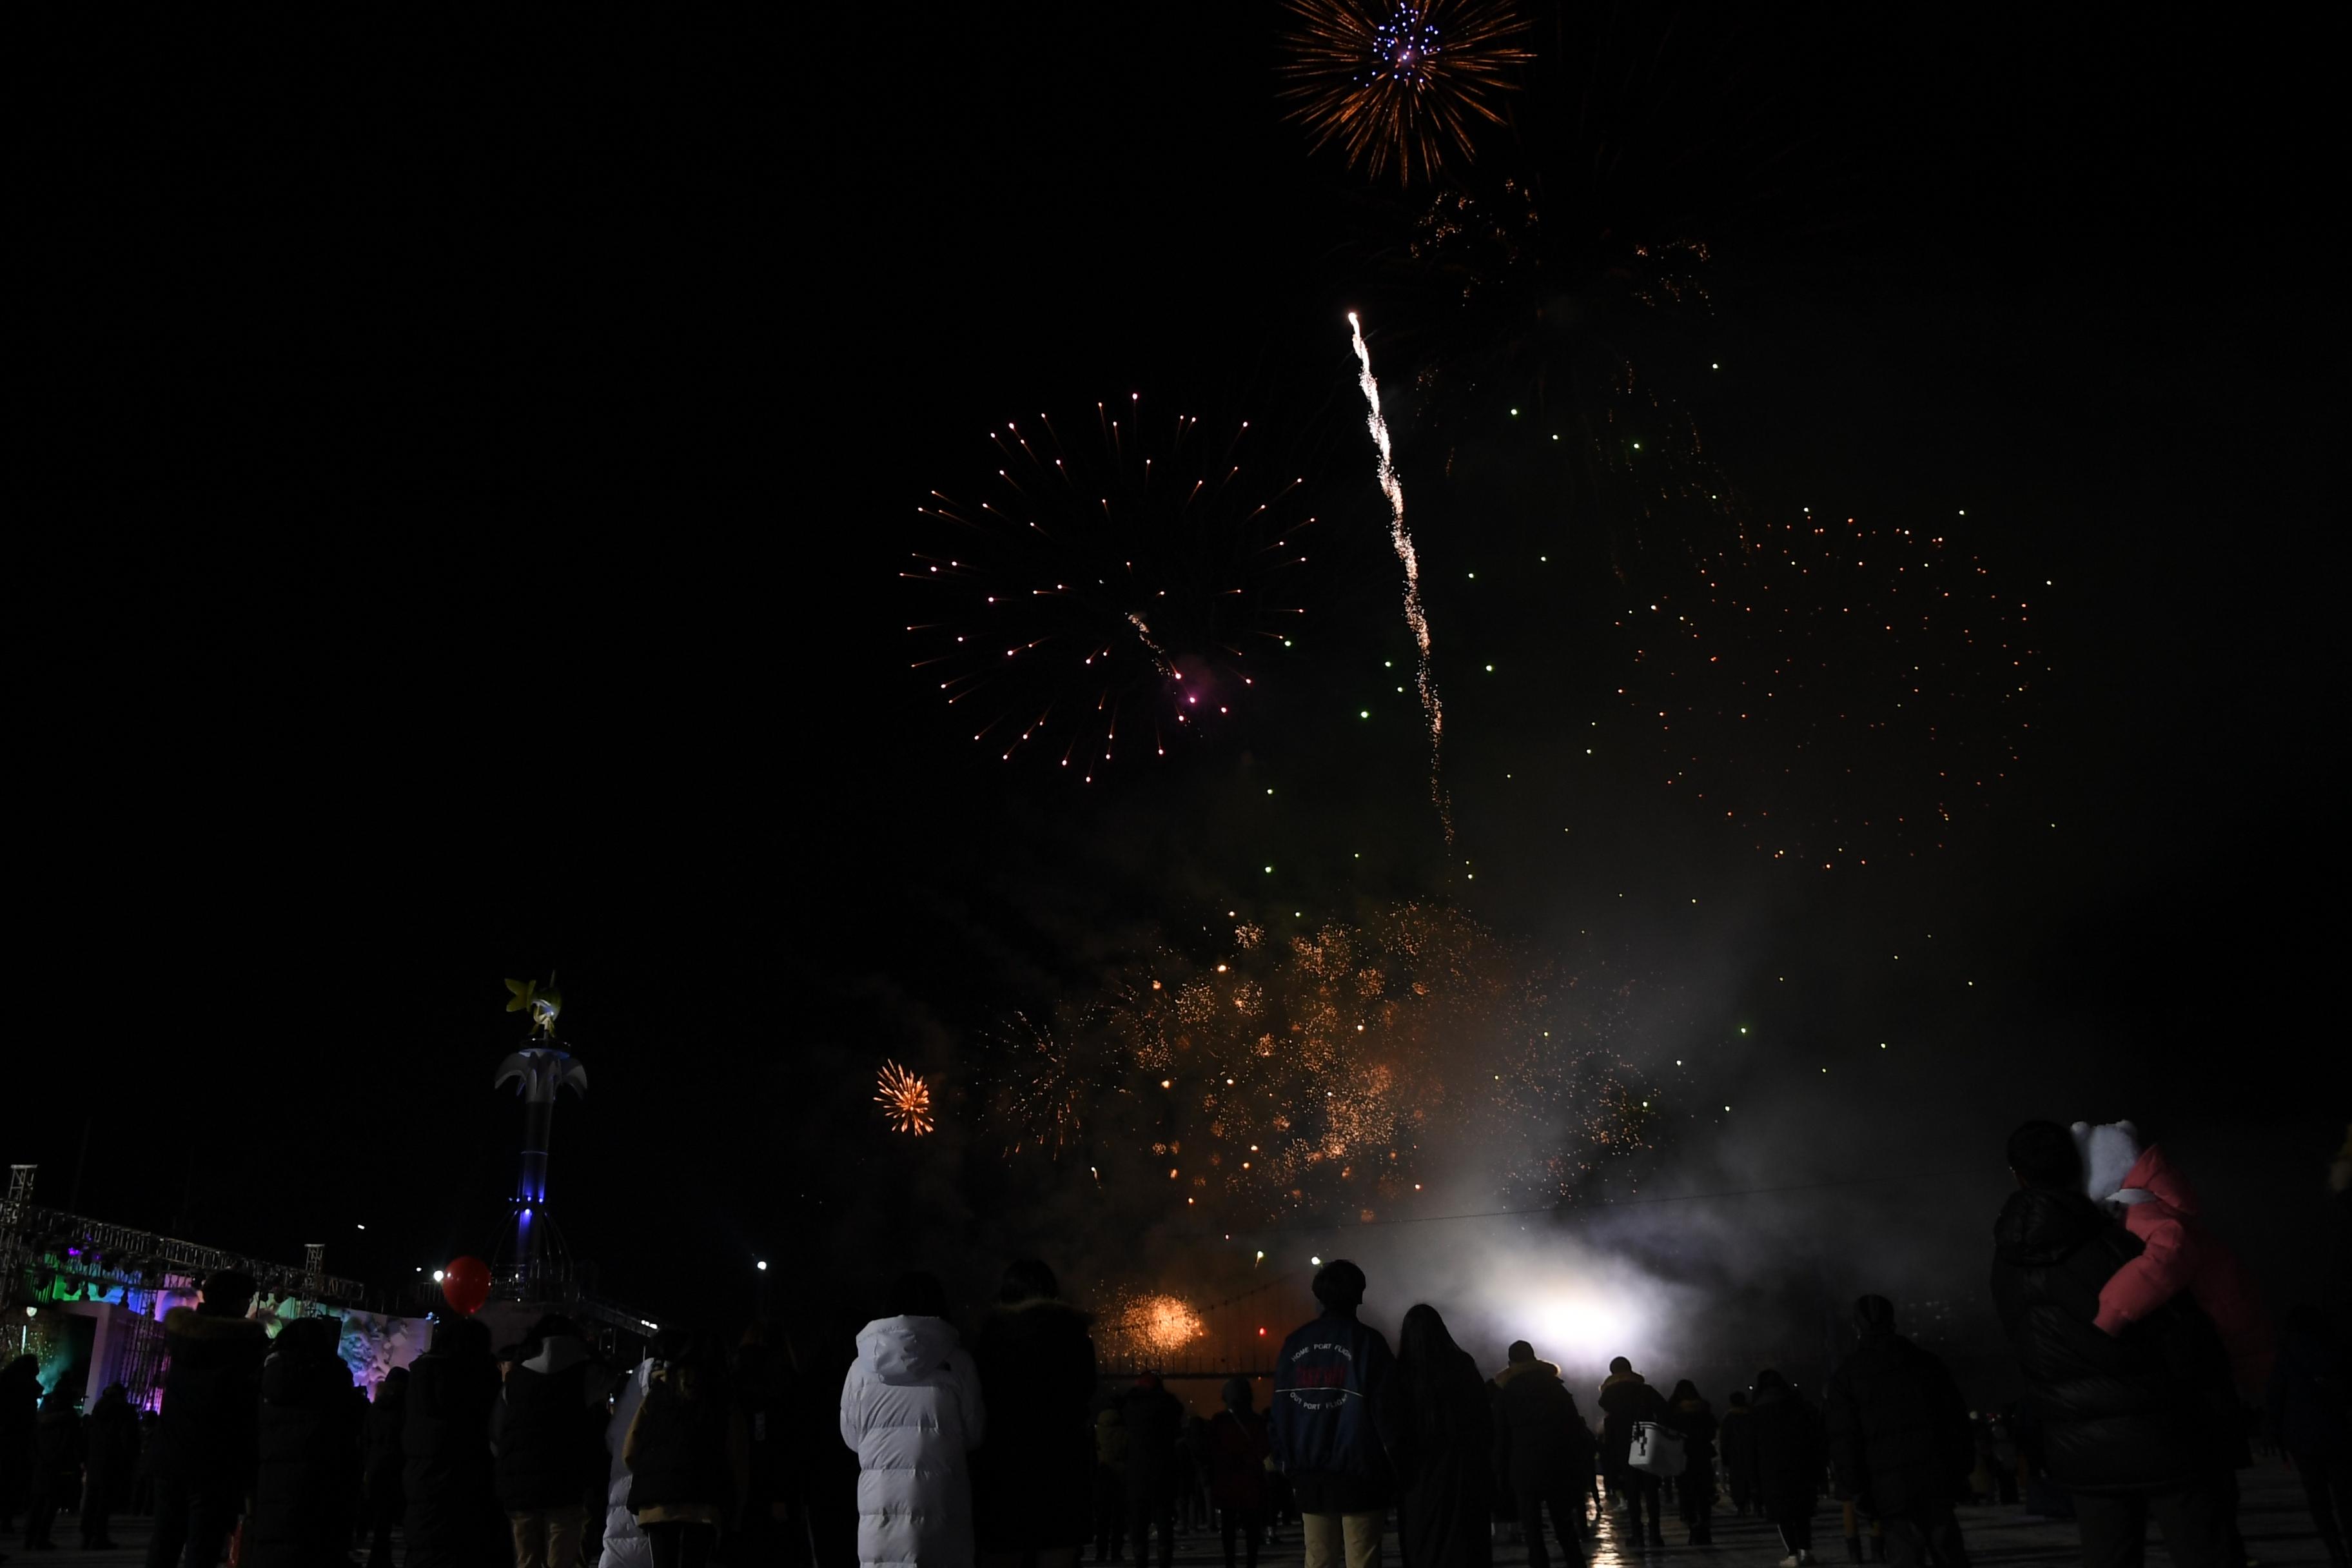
[{"xmin": 2071, "ymin": 1119, "xmax": 2148, "ymax": 1205}]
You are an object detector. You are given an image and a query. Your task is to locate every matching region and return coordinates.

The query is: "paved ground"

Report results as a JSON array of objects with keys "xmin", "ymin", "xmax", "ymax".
[{"xmin": 5, "ymin": 1467, "xmax": 2333, "ymax": 1567}]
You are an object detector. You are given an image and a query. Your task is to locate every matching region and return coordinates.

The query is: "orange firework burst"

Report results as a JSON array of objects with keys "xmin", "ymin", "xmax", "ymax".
[
  {"xmin": 1104, "ymin": 1293, "xmax": 1207, "ymax": 1362},
  {"xmin": 1280, "ymin": 0, "xmax": 1533, "ymax": 184},
  {"xmin": 875, "ymin": 1061, "xmax": 935, "ymax": 1136}
]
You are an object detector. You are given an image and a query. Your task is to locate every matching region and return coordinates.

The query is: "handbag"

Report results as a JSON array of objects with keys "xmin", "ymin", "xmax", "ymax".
[{"xmin": 1628, "ymin": 1419, "xmax": 1687, "ymax": 1478}]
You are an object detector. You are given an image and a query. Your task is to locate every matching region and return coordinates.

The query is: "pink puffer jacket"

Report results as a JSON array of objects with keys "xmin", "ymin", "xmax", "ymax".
[{"xmin": 2093, "ymin": 1144, "xmax": 2273, "ymax": 1395}]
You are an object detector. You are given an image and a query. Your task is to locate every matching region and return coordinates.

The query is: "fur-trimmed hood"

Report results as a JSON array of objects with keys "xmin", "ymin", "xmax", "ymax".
[{"xmin": 1493, "ymin": 1358, "xmax": 1561, "ymax": 1388}]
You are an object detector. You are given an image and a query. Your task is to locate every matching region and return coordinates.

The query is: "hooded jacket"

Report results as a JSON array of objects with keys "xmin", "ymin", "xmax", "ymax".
[
  {"xmin": 1491, "ymin": 1359, "xmax": 1593, "ymax": 1490},
  {"xmin": 839, "ymin": 1314, "xmax": 985, "ymax": 1568},
  {"xmin": 1988, "ymin": 1186, "xmax": 2212, "ymax": 1493},
  {"xmin": 2088, "ymin": 1142, "xmax": 2273, "ymax": 1395},
  {"xmin": 1596, "ymin": 1370, "xmax": 1667, "ymax": 1470},
  {"xmin": 152, "ymin": 1306, "xmax": 270, "ymax": 1487},
  {"xmin": 970, "ymin": 1299, "xmax": 1095, "ymax": 1550},
  {"xmin": 496, "ymin": 1333, "xmax": 605, "ymax": 1512},
  {"xmin": 1824, "ymin": 1329, "xmax": 1972, "ymax": 1514},
  {"xmin": 248, "ymin": 1318, "xmax": 361, "ymax": 1568},
  {"xmin": 1269, "ymin": 1309, "xmax": 1401, "ymax": 1514}
]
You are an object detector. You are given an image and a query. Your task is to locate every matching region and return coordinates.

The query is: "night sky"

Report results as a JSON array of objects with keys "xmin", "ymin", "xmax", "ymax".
[{"xmin": 15, "ymin": 9, "xmax": 2340, "ymax": 1369}]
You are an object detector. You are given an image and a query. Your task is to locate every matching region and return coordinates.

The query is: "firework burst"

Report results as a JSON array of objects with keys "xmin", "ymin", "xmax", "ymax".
[
  {"xmin": 874, "ymin": 1061, "xmax": 935, "ymax": 1137},
  {"xmin": 906, "ymin": 397, "xmax": 1316, "ymax": 780},
  {"xmin": 1099, "ymin": 1291, "xmax": 1208, "ymax": 1364},
  {"xmin": 1281, "ymin": 0, "xmax": 1534, "ymax": 185},
  {"xmin": 990, "ymin": 902, "xmax": 1659, "ymax": 1222}
]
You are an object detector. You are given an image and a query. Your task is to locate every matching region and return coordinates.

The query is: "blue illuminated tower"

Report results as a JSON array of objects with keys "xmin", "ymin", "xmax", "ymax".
[{"xmin": 491, "ymin": 977, "xmax": 587, "ymax": 1303}]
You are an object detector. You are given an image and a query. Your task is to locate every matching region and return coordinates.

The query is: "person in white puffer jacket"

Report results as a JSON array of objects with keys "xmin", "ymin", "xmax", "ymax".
[
  {"xmin": 596, "ymin": 1355, "xmax": 654, "ymax": 1568},
  {"xmin": 841, "ymin": 1271, "xmax": 986, "ymax": 1568}
]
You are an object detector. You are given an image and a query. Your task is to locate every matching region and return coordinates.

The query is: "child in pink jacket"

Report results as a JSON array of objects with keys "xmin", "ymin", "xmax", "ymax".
[{"xmin": 2072, "ymin": 1120, "xmax": 2273, "ymax": 1396}]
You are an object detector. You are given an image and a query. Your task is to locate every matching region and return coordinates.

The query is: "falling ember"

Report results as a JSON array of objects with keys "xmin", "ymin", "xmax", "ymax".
[
  {"xmin": 875, "ymin": 1061, "xmax": 935, "ymax": 1136},
  {"xmin": 1348, "ymin": 311, "xmax": 1451, "ymax": 839}
]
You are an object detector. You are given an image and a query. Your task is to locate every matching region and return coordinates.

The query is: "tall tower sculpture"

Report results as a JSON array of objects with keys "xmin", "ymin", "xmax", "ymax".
[{"xmin": 493, "ymin": 975, "xmax": 588, "ymax": 1303}]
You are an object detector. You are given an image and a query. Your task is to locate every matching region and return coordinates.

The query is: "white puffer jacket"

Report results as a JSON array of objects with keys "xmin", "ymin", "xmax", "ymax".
[
  {"xmin": 597, "ymin": 1358, "xmax": 652, "ymax": 1568},
  {"xmin": 839, "ymin": 1315, "xmax": 985, "ymax": 1568}
]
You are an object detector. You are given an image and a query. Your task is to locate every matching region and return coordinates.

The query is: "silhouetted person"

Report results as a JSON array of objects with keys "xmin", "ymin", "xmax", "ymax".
[
  {"xmin": 1207, "ymin": 1380, "xmax": 1271, "ymax": 1568},
  {"xmin": 147, "ymin": 1269, "xmax": 268, "ymax": 1568},
  {"xmin": 628, "ymin": 1331, "xmax": 744, "ymax": 1568},
  {"xmin": 364, "ymin": 1367, "xmax": 410, "ymax": 1568},
  {"xmin": 733, "ymin": 1320, "xmax": 807, "ymax": 1568},
  {"xmin": 1720, "ymin": 1392, "xmax": 1758, "ymax": 1516},
  {"xmin": 1598, "ymin": 1356, "xmax": 1668, "ymax": 1547},
  {"xmin": 1389, "ymin": 1306, "xmax": 1491, "ymax": 1568},
  {"xmin": 22, "ymin": 1387, "xmax": 83, "ymax": 1549},
  {"xmin": 598, "ymin": 1350, "xmax": 656, "ymax": 1568},
  {"xmin": 973, "ymin": 1260, "xmax": 1097, "ymax": 1568},
  {"xmin": 405, "ymin": 1315, "xmax": 509, "ymax": 1568},
  {"xmin": 1092, "ymin": 1410, "xmax": 1128, "ymax": 1564},
  {"xmin": 1491, "ymin": 1341, "xmax": 1589, "ymax": 1568},
  {"xmin": 0, "ymin": 1355, "xmax": 37, "ymax": 1540},
  {"xmin": 1116, "ymin": 1375, "xmax": 1184, "ymax": 1568},
  {"xmin": 1663, "ymin": 1380, "xmax": 1718, "ymax": 1546},
  {"xmin": 1825, "ymin": 1297, "xmax": 1972, "ymax": 1568},
  {"xmin": 250, "ymin": 1315, "xmax": 362, "ymax": 1568},
  {"xmin": 80, "ymin": 1383, "xmax": 137, "ymax": 1549},
  {"xmin": 2265, "ymin": 1306, "xmax": 2351, "ymax": 1568},
  {"xmin": 1990, "ymin": 1119, "xmax": 2230, "ymax": 1568},
  {"xmin": 498, "ymin": 1314, "xmax": 605, "ymax": 1568},
  {"xmin": 1752, "ymin": 1369, "xmax": 1827, "ymax": 1567},
  {"xmin": 1269, "ymin": 1260, "xmax": 1400, "ymax": 1568}
]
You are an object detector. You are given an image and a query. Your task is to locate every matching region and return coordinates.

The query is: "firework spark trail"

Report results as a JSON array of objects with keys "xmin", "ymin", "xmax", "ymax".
[{"xmin": 1348, "ymin": 311, "xmax": 1451, "ymax": 839}]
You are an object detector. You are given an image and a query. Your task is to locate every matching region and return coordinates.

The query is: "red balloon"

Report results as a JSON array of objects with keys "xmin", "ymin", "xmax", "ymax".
[{"xmin": 440, "ymin": 1256, "xmax": 493, "ymax": 1316}]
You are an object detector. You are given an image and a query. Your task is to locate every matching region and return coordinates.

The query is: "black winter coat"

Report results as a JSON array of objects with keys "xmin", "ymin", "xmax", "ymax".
[
  {"xmin": 1825, "ymin": 1331, "xmax": 1972, "ymax": 1514},
  {"xmin": 403, "ymin": 1324, "xmax": 508, "ymax": 1568},
  {"xmin": 1116, "ymin": 1382, "xmax": 1188, "ymax": 1498},
  {"xmin": 1491, "ymin": 1361, "xmax": 1592, "ymax": 1491},
  {"xmin": 1718, "ymin": 1407, "xmax": 1757, "ymax": 1491},
  {"xmin": 1394, "ymin": 1346, "xmax": 1492, "ymax": 1568},
  {"xmin": 152, "ymin": 1307, "xmax": 270, "ymax": 1489},
  {"xmin": 627, "ymin": 1367, "xmax": 734, "ymax": 1514},
  {"xmin": 364, "ymin": 1373, "xmax": 407, "ymax": 1529},
  {"xmin": 2264, "ymin": 1319, "xmax": 2351, "ymax": 1459},
  {"xmin": 1596, "ymin": 1372, "xmax": 1667, "ymax": 1471},
  {"xmin": 1988, "ymin": 1187, "xmax": 2211, "ymax": 1493},
  {"xmin": 495, "ymin": 1337, "xmax": 604, "ymax": 1512},
  {"xmin": 84, "ymin": 1391, "xmax": 139, "ymax": 1492},
  {"xmin": 248, "ymin": 1328, "xmax": 362, "ymax": 1568},
  {"xmin": 972, "ymin": 1300, "xmax": 1097, "ymax": 1551},
  {"xmin": 1749, "ymin": 1386, "xmax": 1826, "ymax": 1513},
  {"xmin": 33, "ymin": 1400, "xmax": 84, "ymax": 1483},
  {"xmin": 1663, "ymin": 1398, "xmax": 1718, "ymax": 1471}
]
